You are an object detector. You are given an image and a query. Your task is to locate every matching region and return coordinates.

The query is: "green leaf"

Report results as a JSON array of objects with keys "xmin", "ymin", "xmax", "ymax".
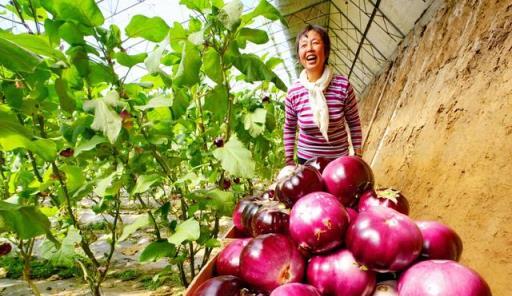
[
  {"xmin": 40, "ymin": 206, "xmax": 59, "ymax": 217},
  {"xmin": 44, "ymin": 19, "xmax": 62, "ymax": 46},
  {"xmin": 188, "ymin": 18, "xmax": 202, "ymax": 32},
  {"xmin": 207, "ymin": 189, "xmax": 235, "ymax": 217},
  {"xmin": 62, "ymin": 66, "xmax": 83, "ymax": 89},
  {"xmin": 0, "ymin": 110, "xmax": 57, "ymax": 160},
  {"xmin": 173, "ymin": 41, "xmax": 201, "ymax": 87},
  {"xmin": 244, "ymin": 107, "xmax": 267, "ymax": 137},
  {"xmin": 115, "ymin": 52, "xmax": 148, "ymax": 68},
  {"xmin": 126, "ymin": 15, "xmax": 170, "ymax": 42},
  {"xmin": 58, "ymin": 22, "xmax": 85, "ymax": 45},
  {"xmin": 120, "ymin": 214, "xmax": 150, "ymax": 241},
  {"xmin": 191, "ymin": 31, "xmax": 206, "ymax": 48},
  {"xmin": 55, "ymin": 78, "xmax": 76, "ymax": 113},
  {"xmin": 204, "ymin": 85, "xmax": 228, "ymax": 121},
  {"xmin": 162, "ymin": 52, "xmax": 181, "ymax": 66},
  {"xmin": 93, "ymin": 171, "xmax": 119, "ymax": 197},
  {"xmin": 82, "ymin": 91, "xmax": 123, "ymax": 144},
  {"xmin": 0, "ymin": 37, "xmax": 42, "ymax": 72},
  {"xmin": 204, "ymin": 238, "xmax": 221, "ymax": 248},
  {"xmin": 41, "ymin": 0, "xmax": 104, "ymax": 27},
  {"xmin": 88, "ymin": 62, "xmax": 115, "ymax": 86},
  {"xmin": 169, "ymin": 22, "xmax": 187, "ymax": 53},
  {"xmin": 74, "ymin": 135, "xmax": 107, "ymax": 156},
  {"xmin": 265, "ymin": 57, "xmax": 283, "ymax": 70},
  {"xmin": 219, "ymin": 0, "xmax": 243, "ymax": 29},
  {"xmin": 172, "ymin": 88, "xmax": 190, "ymax": 119},
  {"xmin": 168, "ymin": 218, "xmax": 200, "ymax": 245},
  {"xmin": 224, "ymin": 39, "xmax": 241, "ymax": 66},
  {"xmin": 264, "ymin": 103, "xmax": 276, "ymax": 131},
  {"xmin": 212, "ymin": 135, "xmax": 255, "ymax": 178},
  {"xmin": 202, "ymin": 47, "xmax": 223, "ymax": 84},
  {"xmin": 131, "ymin": 175, "xmax": 161, "ymax": 195},
  {"xmin": 236, "ymin": 27, "xmax": 269, "ymax": 48},
  {"xmin": 144, "ymin": 44, "xmax": 166, "ymax": 74},
  {"xmin": 179, "ymin": 0, "xmax": 210, "ymax": 12},
  {"xmin": 40, "ymin": 226, "xmax": 81, "ymax": 267},
  {"xmin": 0, "ymin": 112, "xmax": 33, "ymax": 151},
  {"xmin": 31, "ymin": 139, "xmax": 57, "ymax": 162},
  {"xmin": 233, "ymin": 54, "xmax": 286, "ymax": 91},
  {"xmin": 67, "ymin": 46, "xmax": 90, "ymax": 78},
  {"xmin": 60, "ymin": 165, "xmax": 84, "ymax": 194},
  {"xmin": 0, "ymin": 31, "xmax": 66, "ymax": 60},
  {"xmin": 241, "ymin": 0, "xmax": 288, "ymax": 26},
  {"xmin": 140, "ymin": 240, "xmax": 176, "ymax": 262},
  {"xmin": 135, "ymin": 96, "xmax": 173, "ymax": 111},
  {"xmin": 106, "ymin": 24, "xmax": 122, "ymax": 49},
  {"xmin": 0, "ymin": 201, "xmax": 51, "ymax": 239}
]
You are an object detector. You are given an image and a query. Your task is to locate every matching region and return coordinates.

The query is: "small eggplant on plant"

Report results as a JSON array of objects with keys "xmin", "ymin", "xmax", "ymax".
[
  {"xmin": 0, "ymin": 242, "xmax": 12, "ymax": 256},
  {"xmin": 214, "ymin": 137, "xmax": 224, "ymax": 148}
]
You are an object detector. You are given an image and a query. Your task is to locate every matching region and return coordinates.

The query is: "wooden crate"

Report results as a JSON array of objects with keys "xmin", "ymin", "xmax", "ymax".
[{"xmin": 184, "ymin": 226, "xmax": 246, "ymax": 296}]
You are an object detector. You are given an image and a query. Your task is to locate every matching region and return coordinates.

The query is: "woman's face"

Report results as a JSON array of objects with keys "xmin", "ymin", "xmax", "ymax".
[{"xmin": 298, "ymin": 30, "xmax": 326, "ymax": 73}]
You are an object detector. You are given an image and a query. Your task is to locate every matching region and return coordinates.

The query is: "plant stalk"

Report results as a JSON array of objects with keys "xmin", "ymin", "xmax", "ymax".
[
  {"xmin": 136, "ymin": 193, "xmax": 161, "ymax": 240},
  {"xmin": 11, "ymin": 0, "xmax": 33, "ymax": 34},
  {"xmin": 18, "ymin": 238, "xmax": 41, "ymax": 296},
  {"xmin": 27, "ymin": 0, "xmax": 40, "ymax": 34}
]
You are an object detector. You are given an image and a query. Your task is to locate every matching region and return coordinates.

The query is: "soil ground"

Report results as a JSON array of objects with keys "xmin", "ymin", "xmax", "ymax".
[{"xmin": 359, "ymin": 1, "xmax": 512, "ymax": 295}]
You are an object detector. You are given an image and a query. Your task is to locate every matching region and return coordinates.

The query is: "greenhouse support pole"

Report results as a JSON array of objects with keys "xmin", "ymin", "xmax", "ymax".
[
  {"xmin": 349, "ymin": 0, "xmax": 381, "ymax": 79},
  {"xmin": 369, "ymin": 70, "xmax": 413, "ymax": 168},
  {"xmin": 362, "ymin": 64, "xmax": 394, "ymax": 150}
]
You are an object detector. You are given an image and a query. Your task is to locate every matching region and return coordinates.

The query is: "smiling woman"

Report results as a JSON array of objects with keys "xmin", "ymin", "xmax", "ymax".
[{"xmin": 284, "ymin": 24, "xmax": 363, "ymax": 165}]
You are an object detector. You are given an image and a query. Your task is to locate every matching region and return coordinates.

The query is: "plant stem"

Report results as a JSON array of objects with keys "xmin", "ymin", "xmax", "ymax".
[
  {"xmin": 31, "ymin": 108, "xmax": 101, "ymax": 294},
  {"xmin": 18, "ymin": 238, "xmax": 41, "ymax": 296},
  {"xmin": 194, "ymin": 89, "xmax": 208, "ymax": 151},
  {"xmin": 189, "ymin": 241, "xmax": 196, "ymax": 279},
  {"xmin": 96, "ymin": 192, "xmax": 121, "ymax": 290},
  {"xmin": 27, "ymin": 0, "xmax": 40, "ymax": 34},
  {"xmin": 178, "ymin": 260, "xmax": 189, "ymax": 287},
  {"xmin": 11, "ymin": 0, "xmax": 33, "ymax": 34},
  {"xmin": 0, "ymin": 152, "xmax": 9, "ymax": 199},
  {"xmin": 51, "ymin": 161, "xmax": 100, "ymax": 269},
  {"xmin": 27, "ymin": 151, "xmax": 43, "ymax": 182},
  {"xmin": 200, "ymin": 214, "xmax": 219, "ymax": 268},
  {"xmin": 136, "ymin": 193, "xmax": 162, "ymax": 240}
]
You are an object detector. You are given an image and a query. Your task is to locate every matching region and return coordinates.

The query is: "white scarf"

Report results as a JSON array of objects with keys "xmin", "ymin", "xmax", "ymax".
[{"xmin": 299, "ymin": 66, "xmax": 333, "ymax": 141}]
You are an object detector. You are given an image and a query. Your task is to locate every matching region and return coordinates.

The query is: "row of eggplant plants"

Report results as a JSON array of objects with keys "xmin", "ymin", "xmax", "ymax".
[{"xmin": 0, "ymin": 0, "xmax": 288, "ymax": 294}]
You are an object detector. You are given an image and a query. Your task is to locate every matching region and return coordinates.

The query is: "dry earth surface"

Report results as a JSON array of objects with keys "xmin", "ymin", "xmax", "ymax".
[{"xmin": 359, "ymin": 1, "xmax": 512, "ymax": 295}]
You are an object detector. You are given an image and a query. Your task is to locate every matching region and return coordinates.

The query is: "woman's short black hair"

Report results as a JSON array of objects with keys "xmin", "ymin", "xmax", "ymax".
[{"xmin": 295, "ymin": 24, "xmax": 331, "ymax": 65}]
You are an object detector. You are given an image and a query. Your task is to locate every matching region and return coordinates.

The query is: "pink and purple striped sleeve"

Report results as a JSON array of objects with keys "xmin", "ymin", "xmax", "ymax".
[
  {"xmin": 283, "ymin": 89, "xmax": 298, "ymax": 164},
  {"xmin": 343, "ymin": 82, "xmax": 362, "ymax": 149}
]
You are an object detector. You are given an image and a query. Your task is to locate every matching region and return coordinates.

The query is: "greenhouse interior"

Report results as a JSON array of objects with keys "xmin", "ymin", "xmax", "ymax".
[{"xmin": 0, "ymin": 0, "xmax": 510, "ymax": 295}]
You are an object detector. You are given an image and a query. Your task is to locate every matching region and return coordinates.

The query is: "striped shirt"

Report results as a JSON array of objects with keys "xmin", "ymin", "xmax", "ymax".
[{"xmin": 283, "ymin": 75, "xmax": 362, "ymax": 163}]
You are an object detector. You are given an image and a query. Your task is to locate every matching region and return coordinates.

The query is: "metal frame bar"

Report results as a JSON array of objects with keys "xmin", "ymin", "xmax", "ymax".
[
  {"xmin": 347, "ymin": 0, "xmax": 405, "ymax": 40},
  {"xmin": 329, "ymin": 28, "xmax": 376, "ymax": 75},
  {"xmin": 349, "ymin": 0, "xmax": 381, "ymax": 78},
  {"xmin": 344, "ymin": 0, "xmax": 403, "ymax": 41},
  {"xmin": 330, "ymin": 51, "xmax": 366, "ymax": 86},
  {"xmin": 329, "ymin": 0, "xmax": 386, "ymax": 60},
  {"xmin": 328, "ymin": 15, "xmax": 386, "ymax": 64},
  {"xmin": 366, "ymin": 0, "xmax": 405, "ymax": 37}
]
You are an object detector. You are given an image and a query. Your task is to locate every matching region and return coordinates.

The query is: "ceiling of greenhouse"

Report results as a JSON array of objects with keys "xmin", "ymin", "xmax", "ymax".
[{"xmin": 0, "ymin": 0, "xmax": 437, "ymax": 95}]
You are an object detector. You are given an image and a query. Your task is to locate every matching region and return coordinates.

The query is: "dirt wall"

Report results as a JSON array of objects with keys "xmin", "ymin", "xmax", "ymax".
[{"xmin": 358, "ymin": 1, "xmax": 512, "ymax": 295}]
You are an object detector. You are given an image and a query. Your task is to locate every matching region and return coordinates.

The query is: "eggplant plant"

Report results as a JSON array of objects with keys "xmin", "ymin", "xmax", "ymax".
[{"xmin": 0, "ymin": 0, "xmax": 287, "ymax": 294}]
